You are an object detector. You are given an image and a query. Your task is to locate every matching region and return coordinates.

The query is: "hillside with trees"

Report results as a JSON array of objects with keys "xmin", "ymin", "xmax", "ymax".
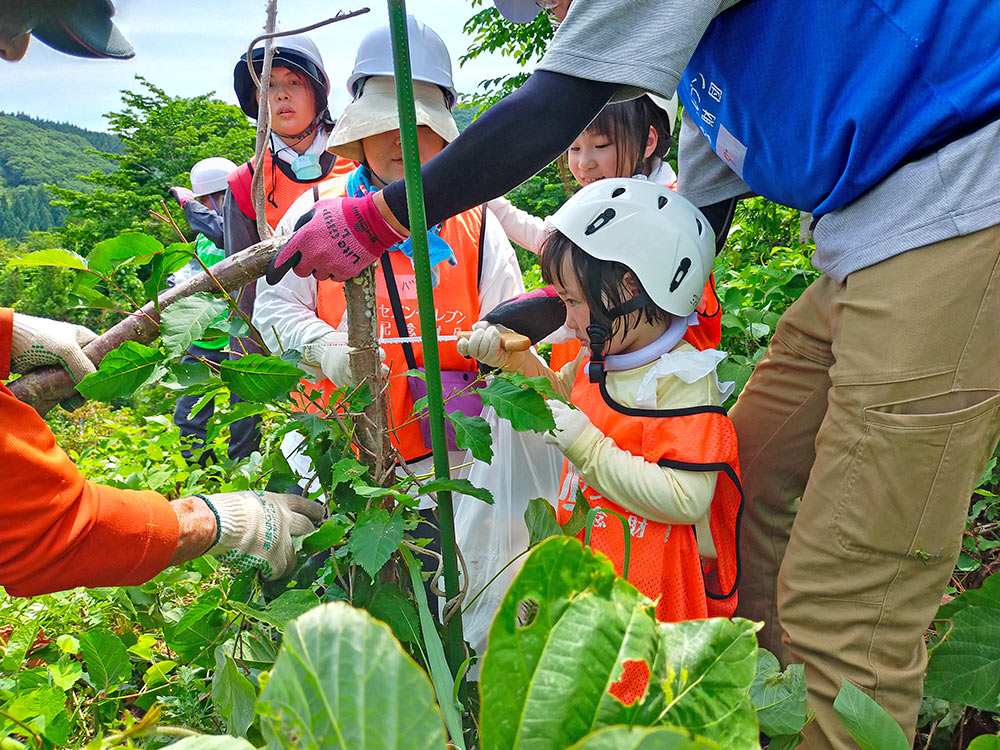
[{"xmin": 0, "ymin": 113, "xmax": 119, "ymax": 239}]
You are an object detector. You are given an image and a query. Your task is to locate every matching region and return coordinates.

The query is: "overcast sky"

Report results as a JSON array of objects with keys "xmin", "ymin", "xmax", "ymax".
[{"xmin": 0, "ymin": 1, "xmax": 529, "ymax": 132}]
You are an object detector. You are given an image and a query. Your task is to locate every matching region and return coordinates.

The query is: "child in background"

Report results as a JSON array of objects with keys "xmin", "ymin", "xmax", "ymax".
[{"xmin": 459, "ymin": 178, "xmax": 741, "ymax": 639}]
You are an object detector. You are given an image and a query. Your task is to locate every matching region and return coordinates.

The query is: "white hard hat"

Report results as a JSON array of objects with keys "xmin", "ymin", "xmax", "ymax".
[
  {"xmin": 190, "ymin": 157, "xmax": 238, "ymax": 197},
  {"xmin": 549, "ymin": 177, "xmax": 715, "ymax": 318},
  {"xmin": 647, "ymin": 93, "xmax": 678, "ymax": 137},
  {"xmin": 327, "ymin": 77, "xmax": 459, "ymax": 163},
  {"xmin": 346, "ymin": 16, "xmax": 457, "ymax": 109}
]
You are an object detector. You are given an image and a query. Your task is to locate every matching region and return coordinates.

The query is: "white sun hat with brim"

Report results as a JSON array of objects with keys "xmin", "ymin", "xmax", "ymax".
[
  {"xmin": 326, "ymin": 76, "xmax": 460, "ymax": 163},
  {"xmin": 493, "ymin": 0, "xmax": 542, "ymax": 23}
]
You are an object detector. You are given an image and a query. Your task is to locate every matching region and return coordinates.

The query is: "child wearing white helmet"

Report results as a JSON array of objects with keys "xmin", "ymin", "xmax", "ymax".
[{"xmin": 459, "ymin": 178, "xmax": 742, "ymax": 695}]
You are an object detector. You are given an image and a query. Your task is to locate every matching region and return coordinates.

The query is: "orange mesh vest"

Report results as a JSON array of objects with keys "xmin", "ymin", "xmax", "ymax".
[
  {"xmin": 227, "ymin": 153, "xmax": 359, "ymax": 229},
  {"xmin": 555, "ymin": 358, "xmax": 742, "ymax": 625},
  {"xmin": 293, "ymin": 174, "xmax": 485, "ymax": 463}
]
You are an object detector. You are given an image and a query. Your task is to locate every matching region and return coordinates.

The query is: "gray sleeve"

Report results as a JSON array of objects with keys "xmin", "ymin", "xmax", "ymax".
[
  {"xmin": 676, "ymin": 108, "xmax": 751, "ymax": 207},
  {"xmin": 182, "ymin": 201, "xmax": 225, "ymax": 248},
  {"xmin": 538, "ymin": 0, "xmax": 729, "ymax": 102}
]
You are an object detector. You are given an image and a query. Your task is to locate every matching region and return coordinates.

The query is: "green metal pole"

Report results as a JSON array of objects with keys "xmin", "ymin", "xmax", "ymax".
[{"xmin": 386, "ymin": 0, "xmax": 466, "ymax": 676}]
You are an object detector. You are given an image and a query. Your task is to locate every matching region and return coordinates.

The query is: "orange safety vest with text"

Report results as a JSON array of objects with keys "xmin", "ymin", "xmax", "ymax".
[
  {"xmin": 227, "ymin": 152, "xmax": 358, "ymax": 230},
  {"xmin": 292, "ymin": 174, "xmax": 486, "ymax": 463},
  {"xmin": 555, "ymin": 358, "xmax": 742, "ymax": 625}
]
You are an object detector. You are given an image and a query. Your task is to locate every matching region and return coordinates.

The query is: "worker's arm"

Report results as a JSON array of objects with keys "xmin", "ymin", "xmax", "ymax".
[{"xmin": 1, "ymin": 309, "xmax": 323, "ymax": 595}]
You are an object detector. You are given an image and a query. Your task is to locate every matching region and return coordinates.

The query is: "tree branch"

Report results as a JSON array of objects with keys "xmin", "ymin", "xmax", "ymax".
[{"xmin": 7, "ymin": 237, "xmax": 287, "ymax": 416}]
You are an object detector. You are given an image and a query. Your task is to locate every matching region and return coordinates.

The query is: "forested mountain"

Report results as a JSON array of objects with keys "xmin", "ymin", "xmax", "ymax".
[{"xmin": 0, "ymin": 112, "xmax": 118, "ymax": 239}]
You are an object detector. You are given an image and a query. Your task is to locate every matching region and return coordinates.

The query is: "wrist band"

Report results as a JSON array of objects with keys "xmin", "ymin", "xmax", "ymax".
[{"xmin": 193, "ymin": 494, "xmax": 222, "ymax": 547}]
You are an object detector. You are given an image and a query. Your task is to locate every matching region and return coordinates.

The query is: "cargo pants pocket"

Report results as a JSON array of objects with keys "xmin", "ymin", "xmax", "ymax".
[{"xmin": 833, "ymin": 389, "xmax": 1000, "ymax": 560}]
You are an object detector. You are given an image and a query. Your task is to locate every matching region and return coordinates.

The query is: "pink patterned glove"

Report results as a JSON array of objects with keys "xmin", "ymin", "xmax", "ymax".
[
  {"xmin": 170, "ymin": 186, "xmax": 195, "ymax": 207},
  {"xmin": 266, "ymin": 194, "xmax": 406, "ymax": 284}
]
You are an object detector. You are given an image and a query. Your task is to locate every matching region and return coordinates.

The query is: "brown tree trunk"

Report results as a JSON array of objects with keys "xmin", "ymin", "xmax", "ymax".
[
  {"xmin": 7, "ymin": 237, "xmax": 286, "ymax": 416},
  {"xmin": 344, "ymin": 265, "xmax": 395, "ymax": 487}
]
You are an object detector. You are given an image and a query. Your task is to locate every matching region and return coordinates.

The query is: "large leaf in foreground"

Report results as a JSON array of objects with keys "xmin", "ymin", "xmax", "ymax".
[
  {"xmin": 925, "ymin": 573, "xmax": 1000, "ymax": 711},
  {"xmin": 749, "ymin": 649, "xmax": 808, "ymax": 737},
  {"xmin": 219, "ymin": 353, "xmax": 302, "ymax": 401},
  {"xmin": 162, "ymin": 738, "xmax": 256, "ymax": 750},
  {"xmin": 832, "ymin": 680, "xmax": 909, "ymax": 750},
  {"xmin": 7, "ymin": 247, "xmax": 88, "ymax": 271},
  {"xmin": 160, "ymin": 292, "xmax": 228, "ymax": 357},
  {"xmin": 76, "ymin": 341, "xmax": 164, "ymax": 401},
  {"xmin": 480, "ymin": 377, "xmax": 555, "ymax": 433},
  {"xmin": 79, "ymin": 628, "xmax": 131, "ymax": 695},
  {"xmin": 479, "ymin": 536, "xmax": 660, "ymax": 750},
  {"xmin": 88, "ymin": 232, "xmax": 163, "ymax": 274},
  {"xmin": 655, "ymin": 617, "xmax": 760, "ymax": 749},
  {"xmin": 256, "ymin": 602, "xmax": 446, "ymax": 750},
  {"xmin": 567, "ymin": 725, "xmax": 717, "ymax": 750}
]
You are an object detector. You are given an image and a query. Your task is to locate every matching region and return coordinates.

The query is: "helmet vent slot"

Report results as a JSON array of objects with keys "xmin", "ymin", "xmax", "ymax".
[
  {"xmin": 669, "ymin": 257, "xmax": 692, "ymax": 292},
  {"xmin": 585, "ymin": 208, "xmax": 616, "ymax": 235},
  {"xmin": 658, "ymin": 195, "xmax": 669, "ymax": 209},
  {"xmin": 611, "ymin": 187, "xmax": 627, "ymax": 198},
  {"xmin": 695, "ymin": 217, "xmax": 704, "ymax": 234}
]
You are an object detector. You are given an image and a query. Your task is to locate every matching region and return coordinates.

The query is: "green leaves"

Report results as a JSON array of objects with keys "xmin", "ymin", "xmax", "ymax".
[
  {"xmin": 749, "ymin": 649, "xmax": 808, "ymax": 737},
  {"xmin": 480, "ymin": 377, "xmax": 555, "ymax": 433},
  {"xmin": 925, "ymin": 572, "xmax": 1000, "ymax": 711},
  {"xmin": 566, "ymin": 726, "xmax": 717, "ymax": 750},
  {"xmin": 88, "ymin": 232, "xmax": 163, "ymax": 274},
  {"xmin": 76, "ymin": 341, "xmax": 165, "ymax": 401},
  {"xmin": 0, "ymin": 686, "xmax": 71, "ymax": 746},
  {"xmin": 447, "ymin": 410, "xmax": 494, "ymax": 462},
  {"xmin": 347, "ymin": 508, "xmax": 406, "ymax": 578},
  {"xmin": 219, "ymin": 353, "xmax": 302, "ymax": 402},
  {"xmin": 7, "ymin": 247, "xmax": 88, "ymax": 271},
  {"xmin": 832, "ymin": 680, "xmax": 909, "ymax": 750},
  {"xmin": 419, "ymin": 477, "xmax": 494, "ymax": 505},
  {"xmin": 212, "ymin": 647, "xmax": 256, "ymax": 737},
  {"xmin": 79, "ymin": 628, "xmax": 131, "ymax": 695},
  {"xmin": 160, "ymin": 292, "xmax": 229, "ymax": 356},
  {"xmin": 256, "ymin": 602, "xmax": 447, "ymax": 749},
  {"xmin": 479, "ymin": 536, "xmax": 762, "ymax": 750},
  {"xmin": 524, "ymin": 497, "xmax": 562, "ymax": 546}
]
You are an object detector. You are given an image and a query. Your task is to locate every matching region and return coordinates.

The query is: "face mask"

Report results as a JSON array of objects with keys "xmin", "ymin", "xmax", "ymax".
[{"xmin": 291, "ymin": 153, "xmax": 322, "ymax": 180}]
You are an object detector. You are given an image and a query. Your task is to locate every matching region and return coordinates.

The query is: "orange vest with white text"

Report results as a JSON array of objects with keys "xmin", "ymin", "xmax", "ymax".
[
  {"xmin": 293, "ymin": 173, "xmax": 485, "ymax": 463},
  {"xmin": 555, "ymin": 358, "xmax": 742, "ymax": 625}
]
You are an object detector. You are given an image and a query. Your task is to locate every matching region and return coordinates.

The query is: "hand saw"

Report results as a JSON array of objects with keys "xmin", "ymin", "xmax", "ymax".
[{"xmin": 378, "ymin": 330, "xmax": 531, "ymax": 351}]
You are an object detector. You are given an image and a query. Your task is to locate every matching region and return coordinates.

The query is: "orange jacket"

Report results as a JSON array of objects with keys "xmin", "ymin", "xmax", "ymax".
[
  {"xmin": 0, "ymin": 309, "xmax": 178, "ymax": 596},
  {"xmin": 556, "ymin": 360, "xmax": 742, "ymax": 625},
  {"xmin": 290, "ymin": 174, "xmax": 486, "ymax": 463}
]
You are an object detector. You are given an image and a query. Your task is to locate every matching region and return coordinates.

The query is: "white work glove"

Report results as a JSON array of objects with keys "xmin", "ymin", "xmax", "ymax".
[
  {"xmin": 457, "ymin": 321, "xmax": 514, "ymax": 370},
  {"xmin": 10, "ymin": 312, "xmax": 98, "ymax": 383},
  {"xmin": 302, "ymin": 332, "xmax": 387, "ymax": 387},
  {"xmin": 196, "ymin": 491, "xmax": 325, "ymax": 580},
  {"xmin": 544, "ymin": 398, "xmax": 595, "ymax": 453}
]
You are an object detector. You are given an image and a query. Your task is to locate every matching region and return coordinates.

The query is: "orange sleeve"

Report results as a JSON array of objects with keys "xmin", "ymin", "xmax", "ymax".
[
  {"xmin": 0, "ymin": 381, "xmax": 179, "ymax": 597},
  {"xmin": 0, "ymin": 308, "xmax": 13, "ymax": 380}
]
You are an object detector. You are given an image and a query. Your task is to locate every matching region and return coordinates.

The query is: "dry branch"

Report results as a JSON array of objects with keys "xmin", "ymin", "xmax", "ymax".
[{"xmin": 8, "ymin": 236, "xmax": 287, "ymax": 416}]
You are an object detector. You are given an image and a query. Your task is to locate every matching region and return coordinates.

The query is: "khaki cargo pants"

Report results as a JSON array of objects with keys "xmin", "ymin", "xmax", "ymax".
[{"xmin": 731, "ymin": 225, "xmax": 1000, "ymax": 750}]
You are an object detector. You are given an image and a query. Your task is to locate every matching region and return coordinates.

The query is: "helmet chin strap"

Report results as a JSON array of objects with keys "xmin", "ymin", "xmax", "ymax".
[
  {"xmin": 274, "ymin": 108, "xmax": 328, "ymax": 144},
  {"xmin": 584, "ymin": 261, "xmax": 651, "ymax": 383}
]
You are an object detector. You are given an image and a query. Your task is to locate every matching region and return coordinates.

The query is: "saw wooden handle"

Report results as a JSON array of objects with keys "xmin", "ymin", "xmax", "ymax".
[{"xmin": 455, "ymin": 330, "xmax": 531, "ymax": 352}]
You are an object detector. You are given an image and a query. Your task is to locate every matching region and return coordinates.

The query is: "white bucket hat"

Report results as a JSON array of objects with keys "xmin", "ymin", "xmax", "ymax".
[{"xmin": 326, "ymin": 76, "xmax": 459, "ymax": 162}]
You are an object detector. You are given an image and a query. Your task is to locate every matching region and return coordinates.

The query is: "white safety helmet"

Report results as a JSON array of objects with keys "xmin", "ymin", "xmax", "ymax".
[
  {"xmin": 647, "ymin": 92, "xmax": 678, "ymax": 137},
  {"xmin": 189, "ymin": 157, "xmax": 238, "ymax": 198},
  {"xmin": 346, "ymin": 15, "xmax": 457, "ymax": 109},
  {"xmin": 549, "ymin": 177, "xmax": 715, "ymax": 319}
]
